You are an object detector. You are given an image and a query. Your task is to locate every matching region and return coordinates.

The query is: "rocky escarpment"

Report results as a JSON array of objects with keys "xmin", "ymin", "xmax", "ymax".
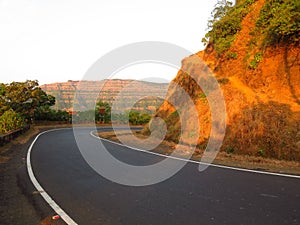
[
  {"xmin": 41, "ymin": 79, "xmax": 168, "ymax": 112},
  {"xmin": 149, "ymin": 0, "xmax": 300, "ymax": 160}
]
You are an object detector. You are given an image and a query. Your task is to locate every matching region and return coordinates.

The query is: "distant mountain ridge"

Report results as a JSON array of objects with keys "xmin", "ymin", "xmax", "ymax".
[{"xmin": 40, "ymin": 79, "xmax": 169, "ymax": 112}]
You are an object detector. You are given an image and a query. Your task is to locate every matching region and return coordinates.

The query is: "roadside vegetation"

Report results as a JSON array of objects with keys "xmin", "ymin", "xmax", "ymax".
[
  {"xmin": 0, "ymin": 80, "xmax": 57, "ymax": 134},
  {"xmin": 0, "ymin": 109, "xmax": 26, "ymax": 134},
  {"xmin": 202, "ymin": 0, "xmax": 299, "ymax": 65},
  {"xmin": 0, "ymin": 79, "xmax": 154, "ymax": 136},
  {"xmin": 74, "ymin": 100, "xmax": 152, "ymax": 125}
]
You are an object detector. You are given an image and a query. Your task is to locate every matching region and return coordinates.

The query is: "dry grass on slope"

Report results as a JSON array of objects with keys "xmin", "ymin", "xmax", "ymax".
[{"xmin": 150, "ymin": 0, "xmax": 300, "ymax": 161}]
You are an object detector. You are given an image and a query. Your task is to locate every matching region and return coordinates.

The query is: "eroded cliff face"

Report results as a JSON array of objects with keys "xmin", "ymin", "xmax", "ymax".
[
  {"xmin": 41, "ymin": 80, "xmax": 168, "ymax": 112},
  {"xmin": 150, "ymin": 0, "xmax": 300, "ymax": 160}
]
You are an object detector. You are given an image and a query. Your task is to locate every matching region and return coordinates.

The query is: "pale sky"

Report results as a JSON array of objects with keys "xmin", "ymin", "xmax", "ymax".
[{"xmin": 0, "ymin": 0, "xmax": 220, "ymax": 85}]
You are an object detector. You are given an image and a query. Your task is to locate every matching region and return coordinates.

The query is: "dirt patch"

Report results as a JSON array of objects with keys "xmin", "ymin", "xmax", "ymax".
[{"xmin": 98, "ymin": 130, "xmax": 300, "ymax": 175}]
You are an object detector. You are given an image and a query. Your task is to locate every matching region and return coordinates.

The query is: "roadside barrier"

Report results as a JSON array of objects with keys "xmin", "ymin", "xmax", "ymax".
[{"xmin": 0, "ymin": 124, "xmax": 30, "ymax": 146}]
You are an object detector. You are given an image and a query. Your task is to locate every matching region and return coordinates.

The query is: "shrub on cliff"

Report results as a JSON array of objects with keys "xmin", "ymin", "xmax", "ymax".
[
  {"xmin": 256, "ymin": 0, "xmax": 300, "ymax": 45},
  {"xmin": 203, "ymin": 0, "xmax": 299, "ymax": 57},
  {"xmin": 202, "ymin": 0, "xmax": 257, "ymax": 56}
]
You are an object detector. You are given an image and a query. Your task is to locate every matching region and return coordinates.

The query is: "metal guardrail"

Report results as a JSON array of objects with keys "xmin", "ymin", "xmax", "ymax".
[{"xmin": 0, "ymin": 124, "xmax": 30, "ymax": 147}]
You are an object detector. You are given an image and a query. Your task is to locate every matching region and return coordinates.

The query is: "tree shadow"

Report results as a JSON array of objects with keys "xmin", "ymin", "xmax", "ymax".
[{"xmin": 284, "ymin": 45, "xmax": 300, "ymax": 105}]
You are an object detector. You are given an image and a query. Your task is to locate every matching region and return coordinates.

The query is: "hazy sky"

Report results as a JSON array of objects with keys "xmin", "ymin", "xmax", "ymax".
[{"xmin": 0, "ymin": 0, "xmax": 220, "ymax": 85}]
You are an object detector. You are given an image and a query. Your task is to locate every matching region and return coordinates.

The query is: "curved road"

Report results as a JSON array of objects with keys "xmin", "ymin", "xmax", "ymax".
[{"xmin": 29, "ymin": 128, "xmax": 300, "ymax": 225}]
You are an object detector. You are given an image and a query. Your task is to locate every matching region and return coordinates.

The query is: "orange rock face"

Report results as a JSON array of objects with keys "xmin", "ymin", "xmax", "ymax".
[{"xmin": 151, "ymin": 0, "xmax": 300, "ymax": 160}]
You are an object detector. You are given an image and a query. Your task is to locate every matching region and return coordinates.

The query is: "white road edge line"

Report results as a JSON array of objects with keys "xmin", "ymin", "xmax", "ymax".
[
  {"xmin": 91, "ymin": 131, "xmax": 300, "ymax": 179},
  {"xmin": 26, "ymin": 126, "xmax": 300, "ymax": 225},
  {"xmin": 27, "ymin": 129, "xmax": 78, "ymax": 225}
]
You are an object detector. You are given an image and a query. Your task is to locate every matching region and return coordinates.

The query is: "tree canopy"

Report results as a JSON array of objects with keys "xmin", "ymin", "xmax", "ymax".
[
  {"xmin": 202, "ymin": 0, "xmax": 256, "ymax": 56},
  {"xmin": 0, "ymin": 80, "xmax": 55, "ymax": 122},
  {"xmin": 0, "ymin": 109, "xmax": 25, "ymax": 134}
]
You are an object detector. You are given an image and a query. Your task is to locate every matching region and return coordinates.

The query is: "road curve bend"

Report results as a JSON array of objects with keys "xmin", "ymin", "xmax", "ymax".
[{"xmin": 28, "ymin": 128, "xmax": 300, "ymax": 225}]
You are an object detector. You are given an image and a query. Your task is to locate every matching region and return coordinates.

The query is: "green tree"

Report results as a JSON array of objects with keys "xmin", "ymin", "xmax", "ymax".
[
  {"xmin": 111, "ymin": 110, "xmax": 151, "ymax": 125},
  {"xmin": 210, "ymin": 0, "xmax": 233, "ymax": 23},
  {"xmin": 34, "ymin": 106, "xmax": 70, "ymax": 121},
  {"xmin": 138, "ymin": 112, "xmax": 151, "ymax": 125},
  {"xmin": 95, "ymin": 101, "xmax": 111, "ymax": 123},
  {"xmin": 129, "ymin": 111, "xmax": 152, "ymax": 125},
  {"xmin": 202, "ymin": 0, "xmax": 256, "ymax": 56},
  {"xmin": 0, "ymin": 80, "xmax": 55, "ymax": 122},
  {"xmin": 0, "ymin": 83, "xmax": 9, "ymax": 114},
  {"xmin": 202, "ymin": 0, "xmax": 234, "ymax": 47},
  {"xmin": 129, "ymin": 110, "xmax": 140, "ymax": 125},
  {"xmin": 0, "ymin": 109, "xmax": 25, "ymax": 134}
]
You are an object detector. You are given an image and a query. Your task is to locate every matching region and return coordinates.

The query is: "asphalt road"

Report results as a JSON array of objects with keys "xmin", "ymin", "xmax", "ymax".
[{"xmin": 29, "ymin": 128, "xmax": 300, "ymax": 225}]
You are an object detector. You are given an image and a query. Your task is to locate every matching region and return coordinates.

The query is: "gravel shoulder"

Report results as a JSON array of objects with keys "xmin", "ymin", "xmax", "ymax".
[{"xmin": 97, "ymin": 130, "xmax": 300, "ymax": 176}]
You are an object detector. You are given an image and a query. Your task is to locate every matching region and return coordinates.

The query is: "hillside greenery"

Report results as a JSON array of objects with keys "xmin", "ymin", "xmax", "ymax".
[
  {"xmin": 202, "ymin": 0, "xmax": 300, "ymax": 57},
  {"xmin": 256, "ymin": 0, "xmax": 300, "ymax": 46},
  {"xmin": 202, "ymin": 0, "xmax": 257, "ymax": 56}
]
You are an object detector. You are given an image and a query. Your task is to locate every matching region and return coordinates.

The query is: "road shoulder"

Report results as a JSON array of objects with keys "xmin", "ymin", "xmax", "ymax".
[
  {"xmin": 0, "ymin": 126, "xmax": 68, "ymax": 225},
  {"xmin": 97, "ymin": 130, "xmax": 300, "ymax": 176}
]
